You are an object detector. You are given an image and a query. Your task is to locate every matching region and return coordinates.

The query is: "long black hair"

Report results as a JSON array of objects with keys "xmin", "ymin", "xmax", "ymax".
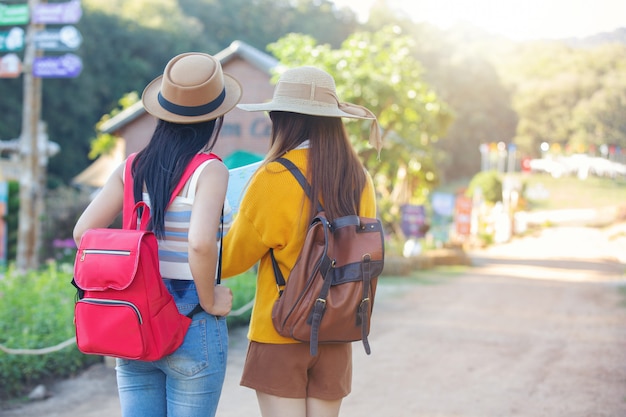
[{"xmin": 132, "ymin": 117, "xmax": 222, "ymax": 239}]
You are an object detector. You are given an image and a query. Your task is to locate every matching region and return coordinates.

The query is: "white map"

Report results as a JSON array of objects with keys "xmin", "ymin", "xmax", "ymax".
[{"xmin": 226, "ymin": 161, "xmax": 263, "ymax": 215}]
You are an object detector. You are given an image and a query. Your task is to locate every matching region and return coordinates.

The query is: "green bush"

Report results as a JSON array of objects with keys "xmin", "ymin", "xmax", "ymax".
[
  {"xmin": 0, "ymin": 262, "xmax": 101, "ymax": 400},
  {"xmin": 466, "ymin": 170, "xmax": 503, "ymax": 204}
]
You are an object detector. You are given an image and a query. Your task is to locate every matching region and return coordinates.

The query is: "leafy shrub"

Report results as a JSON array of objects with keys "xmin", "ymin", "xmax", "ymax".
[
  {"xmin": 0, "ymin": 262, "xmax": 101, "ymax": 400},
  {"xmin": 466, "ymin": 170, "xmax": 503, "ymax": 204}
]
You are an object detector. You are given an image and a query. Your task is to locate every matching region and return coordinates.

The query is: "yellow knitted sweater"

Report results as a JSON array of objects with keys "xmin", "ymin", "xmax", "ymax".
[{"xmin": 221, "ymin": 148, "xmax": 377, "ymax": 344}]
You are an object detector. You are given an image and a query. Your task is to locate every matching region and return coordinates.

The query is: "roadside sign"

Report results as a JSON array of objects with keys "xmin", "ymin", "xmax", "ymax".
[
  {"xmin": 455, "ymin": 196, "xmax": 472, "ymax": 236},
  {"xmin": 0, "ymin": 181, "xmax": 7, "ymax": 267},
  {"xmin": 0, "ymin": 27, "xmax": 24, "ymax": 52},
  {"xmin": 32, "ymin": 0, "xmax": 82, "ymax": 24},
  {"xmin": 0, "ymin": 53, "xmax": 22, "ymax": 78},
  {"xmin": 33, "ymin": 53, "xmax": 82, "ymax": 78},
  {"xmin": 0, "ymin": 4, "xmax": 29, "ymax": 26},
  {"xmin": 35, "ymin": 26, "xmax": 82, "ymax": 51},
  {"xmin": 400, "ymin": 204, "xmax": 427, "ymax": 238}
]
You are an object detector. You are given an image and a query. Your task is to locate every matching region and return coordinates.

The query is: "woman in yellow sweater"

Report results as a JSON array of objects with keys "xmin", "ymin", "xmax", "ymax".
[{"xmin": 221, "ymin": 66, "xmax": 382, "ymax": 417}]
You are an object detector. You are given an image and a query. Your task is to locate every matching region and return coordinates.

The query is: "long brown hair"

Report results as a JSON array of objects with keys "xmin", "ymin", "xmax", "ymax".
[{"xmin": 265, "ymin": 111, "xmax": 366, "ymax": 222}]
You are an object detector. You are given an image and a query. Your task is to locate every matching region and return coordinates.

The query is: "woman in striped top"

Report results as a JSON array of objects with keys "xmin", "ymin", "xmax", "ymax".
[{"xmin": 73, "ymin": 52, "xmax": 242, "ymax": 417}]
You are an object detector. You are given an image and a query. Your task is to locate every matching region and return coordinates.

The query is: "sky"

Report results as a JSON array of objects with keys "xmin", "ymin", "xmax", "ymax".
[{"xmin": 332, "ymin": 0, "xmax": 626, "ymax": 41}]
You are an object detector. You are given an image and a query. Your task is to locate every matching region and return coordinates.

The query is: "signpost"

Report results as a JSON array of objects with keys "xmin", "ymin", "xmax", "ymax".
[
  {"xmin": 0, "ymin": 53, "xmax": 22, "ymax": 78},
  {"xmin": 2, "ymin": 0, "xmax": 83, "ymax": 271},
  {"xmin": 0, "ymin": 27, "xmax": 25, "ymax": 52},
  {"xmin": 34, "ymin": 25, "xmax": 82, "ymax": 51},
  {"xmin": 33, "ymin": 53, "xmax": 82, "ymax": 78},
  {"xmin": 400, "ymin": 204, "xmax": 427, "ymax": 238},
  {"xmin": 455, "ymin": 196, "xmax": 472, "ymax": 237},
  {"xmin": 0, "ymin": 181, "xmax": 8, "ymax": 267},
  {"xmin": 32, "ymin": 0, "xmax": 82, "ymax": 24},
  {"xmin": 0, "ymin": 4, "xmax": 30, "ymax": 26}
]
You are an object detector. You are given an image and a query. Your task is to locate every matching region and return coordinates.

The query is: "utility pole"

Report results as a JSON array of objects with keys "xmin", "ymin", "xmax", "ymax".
[{"xmin": 16, "ymin": 0, "xmax": 44, "ymax": 272}]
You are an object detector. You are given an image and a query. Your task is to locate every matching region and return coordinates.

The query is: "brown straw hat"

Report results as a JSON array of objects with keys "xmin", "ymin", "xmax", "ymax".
[
  {"xmin": 237, "ymin": 66, "xmax": 382, "ymax": 154},
  {"xmin": 142, "ymin": 52, "xmax": 242, "ymax": 124}
]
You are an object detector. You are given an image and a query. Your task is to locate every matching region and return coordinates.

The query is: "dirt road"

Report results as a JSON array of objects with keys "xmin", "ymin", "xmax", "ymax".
[{"xmin": 3, "ymin": 224, "xmax": 626, "ymax": 417}]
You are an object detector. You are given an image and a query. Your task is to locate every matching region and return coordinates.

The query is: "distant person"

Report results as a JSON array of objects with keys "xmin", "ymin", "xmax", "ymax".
[
  {"xmin": 221, "ymin": 66, "xmax": 382, "ymax": 417},
  {"xmin": 73, "ymin": 52, "xmax": 241, "ymax": 417}
]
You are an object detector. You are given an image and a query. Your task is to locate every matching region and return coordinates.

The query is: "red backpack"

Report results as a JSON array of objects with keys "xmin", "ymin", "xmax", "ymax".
[{"xmin": 72, "ymin": 153, "xmax": 217, "ymax": 360}]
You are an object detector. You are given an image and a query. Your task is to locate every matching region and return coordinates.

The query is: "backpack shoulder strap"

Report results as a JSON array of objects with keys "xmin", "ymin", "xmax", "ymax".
[
  {"xmin": 270, "ymin": 157, "xmax": 324, "ymax": 289},
  {"xmin": 122, "ymin": 153, "xmax": 220, "ymax": 227},
  {"xmin": 275, "ymin": 157, "xmax": 323, "ymax": 212},
  {"xmin": 170, "ymin": 153, "xmax": 219, "ymax": 205}
]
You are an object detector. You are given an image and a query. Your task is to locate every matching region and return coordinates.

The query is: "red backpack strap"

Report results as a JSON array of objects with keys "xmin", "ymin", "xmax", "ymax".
[
  {"xmin": 122, "ymin": 153, "xmax": 221, "ymax": 228},
  {"xmin": 122, "ymin": 153, "xmax": 138, "ymax": 226}
]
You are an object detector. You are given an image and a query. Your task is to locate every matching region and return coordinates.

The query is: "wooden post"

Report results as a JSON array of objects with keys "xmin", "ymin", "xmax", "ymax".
[{"xmin": 16, "ymin": 0, "xmax": 44, "ymax": 272}]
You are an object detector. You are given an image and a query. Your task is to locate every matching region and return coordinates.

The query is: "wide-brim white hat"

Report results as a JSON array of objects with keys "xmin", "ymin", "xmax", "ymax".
[
  {"xmin": 142, "ymin": 52, "xmax": 242, "ymax": 124},
  {"xmin": 238, "ymin": 66, "xmax": 382, "ymax": 153}
]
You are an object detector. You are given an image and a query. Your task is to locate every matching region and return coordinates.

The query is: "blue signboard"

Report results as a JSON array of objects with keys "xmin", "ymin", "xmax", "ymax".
[
  {"xmin": 33, "ymin": 53, "xmax": 82, "ymax": 78},
  {"xmin": 430, "ymin": 192, "xmax": 456, "ymax": 244},
  {"xmin": 35, "ymin": 26, "xmax": 82, "ymax": 51},
  {"xmin": 400, "ymin": 204, "xmax": 427, "ymax": 238},
  {"xmin": 0, "ymin": 27, "xmax": 24, "ymax": 52},
  {"xmin": 32, "ymin": 0, "xmax": 82, "ymax": 24}
]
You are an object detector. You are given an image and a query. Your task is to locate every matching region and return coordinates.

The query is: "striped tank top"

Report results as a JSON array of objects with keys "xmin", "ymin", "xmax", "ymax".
[{"xmin": 141, "ymin": 159, "xmax": 223, "ymax": 280}]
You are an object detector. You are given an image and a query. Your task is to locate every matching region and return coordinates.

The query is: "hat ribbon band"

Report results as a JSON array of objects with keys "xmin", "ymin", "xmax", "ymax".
[
  {"xmin": 275, "ymin": 81, "xmax": 339, "ymax": 106},
  {"xmin": 157, "ymin": 88, "xmax": 226, "ymax": 117},
  {"xmin": 276, "ymin": 81, "xmax": 376, "ymax": 118}
]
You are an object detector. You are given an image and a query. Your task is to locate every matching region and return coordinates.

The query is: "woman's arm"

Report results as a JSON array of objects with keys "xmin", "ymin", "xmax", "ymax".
[
  {"xmin": 188, "ymin": 160, "xmax": 232, "ymax": 316},
  {"xmin": 73, "ymin": 162, "xmax": 125, "ymax": 245}
]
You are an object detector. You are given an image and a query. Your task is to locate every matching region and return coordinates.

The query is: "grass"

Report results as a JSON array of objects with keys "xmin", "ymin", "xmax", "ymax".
[
  {"xmin": 380, "ymin": 265, "xmax": 468, "ymax": 284},
  {"xmin": 518, "ymin": 173, "xmax": 626, "ymax": 211}
]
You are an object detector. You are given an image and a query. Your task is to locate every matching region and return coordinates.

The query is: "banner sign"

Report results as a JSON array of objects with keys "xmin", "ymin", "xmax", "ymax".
[
  {"xmin": 0, "ymin": 181, "xmax": 7, "ymax": 267},
  {"xmin": 35, "ymin": 26, "xmax": 82, "ymax": 51},
  {"xmin": 454, "ymin": 196, "xmax": 472, "ymax": 236},
  {"xmin": 0, "ymin": 4, "xmax": 29, "ymax": 26},
  {"xmin": 400, "ymin": 204, "xmax": 427, "ymax": 238},
  {"xmin": 0, "ymin": 27, "xmax": 24, "ymax": 52},
  {"xmin": 32, "ymin": 0, "xmax": 82, "ymax": 24},
  {"xmin": 33, "ymin": 53, "xmax": 82, "ymax": 78},
  {"xmin": 430, "ymin": 192, "xmax": 456, "ymax": 244},
  {"xmin": 0, "ymin": 53, "xmax": 22, "ymax": 78}
]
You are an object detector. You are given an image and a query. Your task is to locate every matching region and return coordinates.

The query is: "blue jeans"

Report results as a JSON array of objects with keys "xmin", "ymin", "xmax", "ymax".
[{"xmin": 116, "ymin": 279, "xmax": 228, "ymax": 417}]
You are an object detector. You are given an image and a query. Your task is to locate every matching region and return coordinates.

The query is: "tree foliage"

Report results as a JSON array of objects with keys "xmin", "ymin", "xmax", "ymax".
[{"xmin": 496, "ymin": 42, "xmax": 626, "ymax": 156}]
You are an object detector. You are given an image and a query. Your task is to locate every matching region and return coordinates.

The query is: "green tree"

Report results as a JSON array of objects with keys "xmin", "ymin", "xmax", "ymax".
[
  {"xmin": 497, "ymin": 42, "xmax": 626, "ymax": 156},
  {"xmin": 89, "ymin": 92, "xmax": 141, "ymax": 159},
  {"xmin": 364, "ymin": 9, "xmax": 519, "ymax": 182},
  {"xmin": 268, "ymin": 27, "xmax": 452, "ymax": 234}
]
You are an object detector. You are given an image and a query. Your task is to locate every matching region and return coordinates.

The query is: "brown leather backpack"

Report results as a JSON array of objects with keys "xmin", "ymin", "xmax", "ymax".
[{"xmin": 270, "ymin": 158, "xmax": 384, "ymax": 356}]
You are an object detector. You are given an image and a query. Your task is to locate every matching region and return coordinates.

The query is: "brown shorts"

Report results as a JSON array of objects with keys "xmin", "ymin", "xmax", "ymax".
[{"xmin": 240, "ymin": 341, "xmax": 352, "ymax": 400}]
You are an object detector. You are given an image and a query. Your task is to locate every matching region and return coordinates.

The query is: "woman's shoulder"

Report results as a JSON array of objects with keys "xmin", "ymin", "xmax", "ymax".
[{"xmin": 265, "ymin": 149, "xmax": 308, "ymax": 172}]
